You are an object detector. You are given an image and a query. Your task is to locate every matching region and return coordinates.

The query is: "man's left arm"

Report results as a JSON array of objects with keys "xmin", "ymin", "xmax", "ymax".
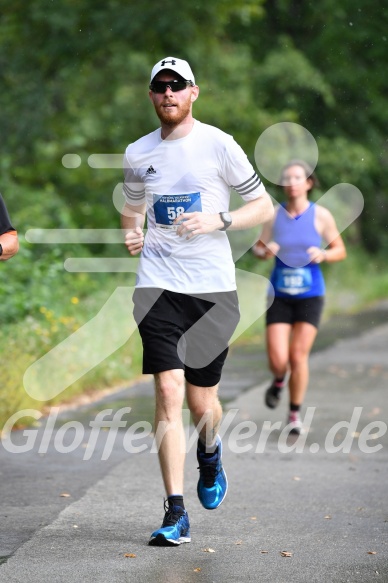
[
  {"xmin": 175, "ymin": 193, "xmax": 273, "ymax": 238},
  {"xmin": 226, "ymin": 193, "xmax": 273, "ymax": 230},
  {"xmin": 175, "ymin": 135, "xmax": 273, "ymax": 236}
]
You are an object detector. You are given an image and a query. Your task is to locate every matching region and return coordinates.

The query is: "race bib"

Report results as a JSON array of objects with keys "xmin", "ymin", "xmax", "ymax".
[
  {"xmin": 153, "ymin": 193, "xmax": 202, "ymax": 229},
  {"xmin": 275, "ymin": 267, "xmax": 312, "ymax": 295}
]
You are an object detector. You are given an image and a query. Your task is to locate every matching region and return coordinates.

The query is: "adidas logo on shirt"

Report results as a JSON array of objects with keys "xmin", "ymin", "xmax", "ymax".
[{"xmin": 146, "ymin": 165, "xmax": 156, "ymax": 175}]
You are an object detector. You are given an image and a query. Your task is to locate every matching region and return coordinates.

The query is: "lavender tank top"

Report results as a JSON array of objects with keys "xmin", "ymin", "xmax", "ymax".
[{"xmin": 269, "ymin": 202, "xmax": 325, "ymax": 298}]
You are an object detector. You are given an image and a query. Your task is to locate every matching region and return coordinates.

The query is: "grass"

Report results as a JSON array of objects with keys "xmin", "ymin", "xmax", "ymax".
[
  {"xmin": 0, "ymin": 272, "xmax": 143, "ymax": 431},
  {"xmin": 1, "ymin": 244, "xmax": 387, "ymax": 430}
]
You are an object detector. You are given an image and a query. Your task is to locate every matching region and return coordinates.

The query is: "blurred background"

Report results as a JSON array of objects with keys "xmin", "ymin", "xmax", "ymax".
[{"xmin": 1, "ymin": 0, "xmax": 387, "ymax": 425}]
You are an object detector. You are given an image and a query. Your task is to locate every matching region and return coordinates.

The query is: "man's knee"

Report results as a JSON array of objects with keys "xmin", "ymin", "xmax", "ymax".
[
  {"xmin": 155, "ymin": 370, "xmax": 184, "ymax": 404},
  {"xmin": 187, "ymin": 389, "xmax": 221, "ymax": 423}
]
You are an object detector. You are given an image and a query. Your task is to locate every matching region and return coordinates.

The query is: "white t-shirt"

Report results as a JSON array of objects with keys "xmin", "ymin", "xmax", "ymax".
[{"xmin": 123, "ymin": 120, "xmax": 265, "ymax": 294}]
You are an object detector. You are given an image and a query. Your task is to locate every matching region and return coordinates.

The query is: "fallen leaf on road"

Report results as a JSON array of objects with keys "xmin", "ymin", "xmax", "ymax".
[
  {"xmin": 194, "ymin": 567, "xmax": 201, "ymax": 572},
  {"xmin": 292, "ymin": 476, "xmax": 301, "ymax": 481},
  {"xmin": 367, "ymin": 407, "xmax": 381, "ymax": 417},
  {"xmin": 203, "ymin": 548, "xmax": 215, "ymax": 553},
  {"xmin": 59, "ymin": 493, "xmax": 71, "ymax": 498},
  {"xmin": 367, "ymin": 551, "xmax": 377, "ymax": 555},
  {"xmin": 124, "ymin": 553, "xmax": 136, "ymax": 558},
  {"xmin": 280, "ymin": 551, "xmax": 293, "ymax": 557},
  {"xmin": 260, "ymin": 550, "xmax": 269, "ymax": 554},
  {"xmin": 368, "ymin": 367, "xmax": 382, "ymax": 378},
  {"xmin": 324, "ymin": 515, "xmax": 332, "ymax": 519},
  {"xmin": 235, "ymin": 540, "xmax": 243, "ymax": 545},
  {"xmin": 250, "ymin": 516, "xmax": 257, "ymax": 520}
]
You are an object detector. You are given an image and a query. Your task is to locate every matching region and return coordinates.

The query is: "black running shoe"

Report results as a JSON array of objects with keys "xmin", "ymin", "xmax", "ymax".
[{"xmin": 265, "ymin": 379, "xmax": 284, "ymax": 409}]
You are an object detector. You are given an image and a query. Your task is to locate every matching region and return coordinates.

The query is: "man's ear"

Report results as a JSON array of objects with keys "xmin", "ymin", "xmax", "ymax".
[{"xmin": 190, "ymin": 85, "xmax": 200, "ymax": 103}]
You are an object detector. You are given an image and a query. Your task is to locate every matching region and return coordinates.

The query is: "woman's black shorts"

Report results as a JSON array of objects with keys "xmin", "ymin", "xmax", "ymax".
[
  {"xmin": 266, "ymin": 295, "xmax": 325, "ymax": 329},
  {"xmin": 133, "ymin": 288, "xmax": 240, "ymax": 387}
]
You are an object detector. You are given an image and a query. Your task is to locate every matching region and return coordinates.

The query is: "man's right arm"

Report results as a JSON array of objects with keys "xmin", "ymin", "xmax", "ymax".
[
  {"xmin": 121, "ymin": 202, "xmax": 146, "ymax": 256},
  {"xmin": 121, "ymin": 149, "xmax": 146, "ymax": 255}
]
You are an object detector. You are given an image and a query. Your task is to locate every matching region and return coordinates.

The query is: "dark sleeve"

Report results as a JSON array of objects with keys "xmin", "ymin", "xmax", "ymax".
[{"xmin": 0, "ymin": 193, "xmax": 15, "ymax": 235}]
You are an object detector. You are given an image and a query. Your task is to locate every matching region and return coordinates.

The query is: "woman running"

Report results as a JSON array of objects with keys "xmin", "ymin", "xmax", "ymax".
[{"xmin": 253, "ymin": 160, "xmax": 346, "ymax": 434}]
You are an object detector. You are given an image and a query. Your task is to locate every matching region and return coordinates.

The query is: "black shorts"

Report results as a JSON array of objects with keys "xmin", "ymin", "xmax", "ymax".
[
  {"xmin": 133, "ymin": 288, "xmax": 240, "ymax": 387},
  {"xmin": 266, "ymin": 295, "xmax": 325, "ymax": 329}
]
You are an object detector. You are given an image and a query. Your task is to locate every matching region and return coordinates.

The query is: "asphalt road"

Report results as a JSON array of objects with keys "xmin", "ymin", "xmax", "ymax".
[{"xmin": 0, "ymin": 310, "xmax": 387, "ymax": 582}]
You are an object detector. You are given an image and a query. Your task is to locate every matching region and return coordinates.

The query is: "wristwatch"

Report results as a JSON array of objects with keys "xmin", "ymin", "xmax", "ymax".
[{"xmin": 219, "ymin": 212, "xmax": 232, "ymax": 231}]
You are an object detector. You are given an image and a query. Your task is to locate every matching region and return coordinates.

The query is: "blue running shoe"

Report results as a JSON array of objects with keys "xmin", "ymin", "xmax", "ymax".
[
  {"xmin": 197, "ymin": 437, "xmax": 228, "ymax": 510},
  {"xmin": 149, "ymin": 501, "xmax": 191, "ymax": 546}
]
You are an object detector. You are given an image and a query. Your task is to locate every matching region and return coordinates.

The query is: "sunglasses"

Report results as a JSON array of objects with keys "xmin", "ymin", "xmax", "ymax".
[{"xmin": 149, "ymin": 80, "xmax": 194, "ymax": 94}]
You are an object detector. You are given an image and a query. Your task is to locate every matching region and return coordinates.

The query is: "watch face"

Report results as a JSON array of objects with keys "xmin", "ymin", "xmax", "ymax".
[{"xmin": 220, "ymin": 212, "xmax": 232, "ymax": 231}]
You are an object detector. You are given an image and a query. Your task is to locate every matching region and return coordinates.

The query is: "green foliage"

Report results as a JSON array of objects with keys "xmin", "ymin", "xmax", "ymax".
[
  {"xmin": 256, "ymin": 37, "xmax": 335, "ymax": 110},
  {"xmin": 0, "ymin": 181, "xmax": 95, "ymax": 321},
  {"xmin": 2, "ymin": 0, "xmax": 386, "ymax": 246},
  {"xmin": 0, "ymin": 276, "xmax": 143, "ymax": 429}
]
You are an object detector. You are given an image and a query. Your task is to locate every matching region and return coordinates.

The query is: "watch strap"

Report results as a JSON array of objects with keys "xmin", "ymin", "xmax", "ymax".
[{"xmin": 219, "ymin": 212, "xmax": 232, "ymax": 231}]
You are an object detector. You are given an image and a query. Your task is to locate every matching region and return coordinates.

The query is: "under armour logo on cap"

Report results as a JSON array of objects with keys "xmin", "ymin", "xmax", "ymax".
[
  {"xmin": 150, "ymin": 56, "xmax": 195, "ymax": 84},
  {"xmin": 161, "ymin": 59, "xmax": 176, "ymax": 67}
]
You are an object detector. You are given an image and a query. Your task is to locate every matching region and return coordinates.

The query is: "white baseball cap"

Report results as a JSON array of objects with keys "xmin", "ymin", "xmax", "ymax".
[{"xmin": 150, "ymin": 57, "xmax": 195, "ymax": 84}]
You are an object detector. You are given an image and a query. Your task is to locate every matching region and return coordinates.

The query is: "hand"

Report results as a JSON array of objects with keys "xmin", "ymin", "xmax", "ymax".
[
  {"xmin": 174, "ymin": 212, "xmax": 222, "ymax": 240},
  {"xmin": 307, "ymin": 246, "xmax": 326, "ymax": 263},
  {"xmin": 253, "ymin": 241, "xmax": 279, "ymax": 259},
  {"xmin": 265, "ymin": 241, "xmax": 280, "ymax": 257},
  {"xmin": 124, "ymin": 226, "xmax": 144, "ymax": 255}
]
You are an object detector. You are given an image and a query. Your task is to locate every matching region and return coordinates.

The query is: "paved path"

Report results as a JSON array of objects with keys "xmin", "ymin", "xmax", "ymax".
[{"xmin": 0, "ymin": 318, "xmax": 387, "ymax": 582}]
